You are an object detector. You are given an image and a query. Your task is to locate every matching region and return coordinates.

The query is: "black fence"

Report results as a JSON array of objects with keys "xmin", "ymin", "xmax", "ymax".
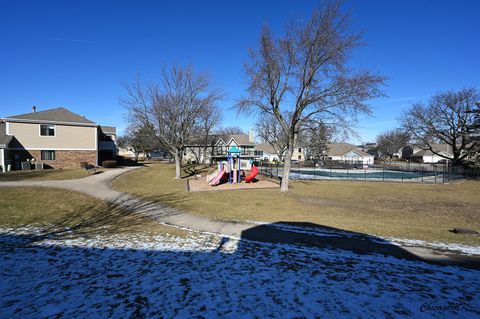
[{"xmin": 258, "ymin": 160, "xmax": 480, "ymax": 183}]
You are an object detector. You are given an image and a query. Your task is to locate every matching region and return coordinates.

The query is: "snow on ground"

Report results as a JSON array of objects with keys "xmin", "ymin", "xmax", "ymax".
[
  {"xmin": 246, "ymin": 220, "xmax": 480, "ymax": 256},
  {"xmin": 1, "ymin": 227, "xmax": 479, "ymax": 319}
]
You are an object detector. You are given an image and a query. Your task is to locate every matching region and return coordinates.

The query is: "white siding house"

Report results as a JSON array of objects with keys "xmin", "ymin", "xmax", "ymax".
[{"xmin": 326, "ymin": 143, "xmax": 375, "ymax": 165}]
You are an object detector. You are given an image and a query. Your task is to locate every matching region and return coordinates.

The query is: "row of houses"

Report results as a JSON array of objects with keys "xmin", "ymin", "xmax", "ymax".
[
  {"xmin": 184, "ymin": 132, "xmax": 375, "ymax": 166},
  {"xmin": 0, "ymin": 106, "xmax": 379, "ymax": 171},
  {"xmin": 0, "ymin": 107, "xmax": 117, "ymax": 171},
  {"xmin": 2, "ymin": 106, "xmax": 456, "ymax": 171},
  {"xmin": 360, "ymin": 143, "xmax": 455, "ymax": 163},
  {"xmin": 399, "ymin": 145, "xmax": 453, "ymax": 163}
]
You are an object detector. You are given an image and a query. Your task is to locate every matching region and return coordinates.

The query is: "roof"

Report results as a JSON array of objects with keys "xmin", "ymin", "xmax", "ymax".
[
  {"xmin": 3, "ymin": 107, "xmax": 96, "ymax": 126},
  {"xmin": 224, "ymin": 134, "xmax": 255, "ymax": 146},
  {"xmin": 0, "ymin": 122, "xmax": 13, "ymax": 148},
  {"xmin": 326, "ymin": 143, "xmax": 373, "ymax": 157},
  {"xmin": 255, "ymin": 142, "xmax": 277, "ymax": 154},
  {"xmin": 409, "ymin": 144, "xmax": 453, "ymax": 157},
  {"xmin": 100, "ymin": 126, "xmax": 117, "ymax": 135}
]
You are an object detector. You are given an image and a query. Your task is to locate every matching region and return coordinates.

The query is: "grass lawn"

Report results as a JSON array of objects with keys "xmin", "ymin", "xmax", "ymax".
[
  {"xmin": 112, "ymin": 162, "xmax": 480, "ymax": 245},
  {"xmin": 0, "ymin": 187, "xmax": 189, "ymax": 238},
  {"xmin": 0, "ymin": 168, "xmax": 100, "ymax": 181}
]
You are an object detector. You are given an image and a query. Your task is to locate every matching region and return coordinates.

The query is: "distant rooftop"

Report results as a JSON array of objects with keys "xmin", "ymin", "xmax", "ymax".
[
  {"xmin": 100, "ymin": 126, "xmax": 117, "ymax": 134},
  {"xmin": 327, "ymin": 143, "xmax": 372, "ymax": 157}
]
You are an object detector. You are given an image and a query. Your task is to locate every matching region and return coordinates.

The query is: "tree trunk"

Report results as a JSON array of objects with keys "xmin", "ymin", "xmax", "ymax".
[
  {"xmin": 280, "ymin": 142, "xmax": 295, "ymax": 192},
  {"xmin": 202, "ymin": 146, "xmax": 207, "ymax": 164},
  {"xmin": 174, "ymin": 149, "xmax": 182, "ymax": 179},
  {"xmin": 134, "ymin": 152, "xmax": 139, "ymax": 163}
]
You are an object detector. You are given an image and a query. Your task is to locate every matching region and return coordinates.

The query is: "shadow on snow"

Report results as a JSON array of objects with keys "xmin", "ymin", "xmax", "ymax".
[{"xmin": 1, "ymin": 196, "xmax": 479, "ymax": 318}]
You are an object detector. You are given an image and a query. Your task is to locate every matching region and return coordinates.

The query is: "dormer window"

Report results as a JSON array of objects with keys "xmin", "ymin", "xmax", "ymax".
[{"xmin": 40, "ymin": 124, "xmax": 55, "ymax": 136}]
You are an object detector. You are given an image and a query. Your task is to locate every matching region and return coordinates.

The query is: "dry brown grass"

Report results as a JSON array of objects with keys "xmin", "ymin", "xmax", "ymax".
[
  {"xmin": 0, "ymin": 186, "xmax": 189, "ymax": 237},
  {"xmin": 112, "ymin": 162, "xmax": 480, "ymax": 245},
  {"xmin": 0, "ymin": 168, "xmax": 99, "ymax": 181}
]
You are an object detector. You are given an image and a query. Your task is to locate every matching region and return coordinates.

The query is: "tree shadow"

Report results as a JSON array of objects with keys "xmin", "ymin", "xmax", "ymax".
[
  {"xmin": 1, "ymin": 192, "xmax": 479, "ymax": 317},
  {"xmin": 181, "ymin": 164, "xmax": 211, "ymax": 179},
  {"xmin": 0, "ymin": 193, "xmax": 187, "ymax": 249},
  {"xmin": 241, "ymin": 222, "xmax": 416, "ymax": 260},
  {"xmin": 240, "ymin": 222, "xmax": 480, "ymax": 270},
  {"xmin": 1, "ymin": 221, "xmax": 479, "ymax": 318},
  {"xmin": 2, "ymin": 194, "xmax": 478, "ymax": 270}
]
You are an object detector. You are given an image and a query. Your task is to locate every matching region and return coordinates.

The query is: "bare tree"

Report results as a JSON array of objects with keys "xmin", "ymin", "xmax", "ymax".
[
  {"xmin": 195, "ymin": 104, "xmax": 222, "ymax": 164},
  {"xmin": 468, "ymin": 102, "xmax": 480, "ymax": 165},
  {"xmin": 400, "ymin": 88, "xmax": 480, "ymax": 165},
  {"xmin": 216, "ymin": 126, "xmax": 245, "ymax": 136},
  {"xmin": 121, "ymin": 64, "xmax": 222, "ymax": 179},
  {"xmin": 256, "ymin": 113, "xmax": 288, "ymax": 159},
  {"xmin": 375, "ymin": 129, "xmax": 410, "ymax": 159},
  {"xmin": 237, "ymin": 1, "xmax": 385, "ymax": 191},
  {"xmin": 118, "ymin": 124, "xmax": 157, "ymax": 162}
]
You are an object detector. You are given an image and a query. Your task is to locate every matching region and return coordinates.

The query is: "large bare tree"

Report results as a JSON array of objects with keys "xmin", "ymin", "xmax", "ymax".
[
  {"xmin": 237, "ymin": 1, "xmax": 385, "ymax": 191},
  {"xmin": 121, "ymin": 64, "xmax": 222, "ymax": 179},
  {"xmin": 400, "ymin": 88, "xmax": 480, "ymax": 165}
]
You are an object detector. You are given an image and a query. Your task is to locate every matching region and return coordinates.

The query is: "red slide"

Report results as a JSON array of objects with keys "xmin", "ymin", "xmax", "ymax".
[{"xmin": 244, "ymin": 165, "xmax": 259, "ymax": 183}]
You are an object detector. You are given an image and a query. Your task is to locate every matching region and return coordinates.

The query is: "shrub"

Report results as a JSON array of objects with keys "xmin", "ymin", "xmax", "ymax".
[
  {"xmin": 102, "ymin": 160, "xmax": 117, "ymax": 168},
  {"xmin": 79, "ymin": 162, "xmax": 89, "ymax": 168}
]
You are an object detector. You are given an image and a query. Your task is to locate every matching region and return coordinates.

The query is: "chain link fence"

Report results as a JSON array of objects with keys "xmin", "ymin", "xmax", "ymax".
[{"xmin": 258, "ymin": 160, "xmax": 480, "ymax": 183}]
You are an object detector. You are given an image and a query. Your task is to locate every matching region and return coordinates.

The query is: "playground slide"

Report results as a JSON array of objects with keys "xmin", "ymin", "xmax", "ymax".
[
  {"xmin": 244, "ymin": 165, "xmax": 259, "ymax": 183},
  {"xmin": 207, "ymin": 166, "xmax": 221, "ymax": 184},
  {"xmin": 209, "ymin": 167, "xmax": 225, "ymax": 186}
]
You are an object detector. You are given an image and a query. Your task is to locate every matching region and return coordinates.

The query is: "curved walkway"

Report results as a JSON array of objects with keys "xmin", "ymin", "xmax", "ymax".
[{"xmin": 1, "ymin": 167, "xmax": 479, "ymax": 269}]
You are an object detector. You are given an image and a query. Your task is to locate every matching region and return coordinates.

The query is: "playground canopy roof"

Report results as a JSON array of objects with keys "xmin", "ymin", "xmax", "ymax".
[{"xmin": 227, "ymin": 146, "xmax": 241, "ymax": 153}]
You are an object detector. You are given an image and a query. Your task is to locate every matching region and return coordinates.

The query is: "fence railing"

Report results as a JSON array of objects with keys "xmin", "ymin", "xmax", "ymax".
[{"xmin": 257, "ymin": 161, "xmax": 479, "ymax": 183}]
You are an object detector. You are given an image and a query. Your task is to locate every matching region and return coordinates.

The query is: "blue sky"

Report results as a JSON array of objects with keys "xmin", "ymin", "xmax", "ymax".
[{"xmin": 1, "ymin": 0, "xmax": 479, "ymax": 143}]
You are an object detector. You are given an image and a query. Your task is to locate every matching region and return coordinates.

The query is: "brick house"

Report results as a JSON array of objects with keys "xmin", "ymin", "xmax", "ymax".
[{"xmin": 0, "ymin": 107, "xmax": 116, "ymax": 170}]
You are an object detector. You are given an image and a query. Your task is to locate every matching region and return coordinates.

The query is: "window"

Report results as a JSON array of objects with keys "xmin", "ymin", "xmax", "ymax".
[
  {"xmin": 216, "ymin": 146, "xmax": 225, "ymax": 155},
  {"xmin": 41, "ymin": 150, "xmax": 56, "ymax": 160},
  {"xmin": 298, "ymin": 155, "xmax": 301, "ymax": 160},
  {"xmin": 40, "ymin": 124, "xmax": 55, "ymax": 136},
  {"xmin": 298, "ymin": 148, "xmax": 302, "ymax": 152}
]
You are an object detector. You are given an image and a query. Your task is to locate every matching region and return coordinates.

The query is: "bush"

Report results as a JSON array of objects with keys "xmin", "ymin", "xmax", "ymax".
[
  {"xmin": 102, "ymin": 160, "xmax": 117, "ymax": 168},
  {"xmin": 79, "ymin": 162, "xmax": 89, "ymax": 168}
]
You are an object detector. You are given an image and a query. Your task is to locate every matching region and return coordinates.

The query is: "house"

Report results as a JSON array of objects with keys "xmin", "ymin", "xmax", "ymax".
[
  {"xmin": 211, "ymin": 133, "xmax": 256, "ymax": 170},
  {"xmin": 291, "ymin": 145, "xmax": 306, "ymax": 162},
  {"xmin": 326, "ymin": 143, "xmax": 375, "ymax": 165},
  {"xmin": 0, "ymin": 107, "xmax": 117, "ymax": 170},
  {"xmin": 98, "ymin": 126, "xmax": 118, "ymax": 163},
  {"xmin": 117, "ymin": 147, "xmax": 149, "ymax": 160},
  {"xmin": 410, "ymin": 144, "xmax": 453, "ymax": 163},
  {"xmin": 254, "ymin": 142, "xmax": 280, "ymax": 162},
  {"xmin": 184, "ymin": 131, "xmax": 257, "ymax": 166},
  {"xmin": 399, "ymin": 144, "xmax": 453, "ymax": 163}
]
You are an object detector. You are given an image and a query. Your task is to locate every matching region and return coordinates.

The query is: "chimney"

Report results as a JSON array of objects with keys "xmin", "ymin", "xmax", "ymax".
[
  {"xmin": 32, "ymin": 106, "xmax": 37, "ymax": 113},
  {"xmin": 248, "ymin": 129, "xmax": 255, "ymax": 143}
]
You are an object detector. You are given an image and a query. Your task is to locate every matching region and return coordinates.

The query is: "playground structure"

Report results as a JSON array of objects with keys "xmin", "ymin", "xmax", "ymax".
[{"xmin": 207, "ymin": 146, "xmax": 258, "ymax": 186}]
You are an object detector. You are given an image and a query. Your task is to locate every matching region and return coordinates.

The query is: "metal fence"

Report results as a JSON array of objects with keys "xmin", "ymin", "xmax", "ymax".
[{"xmin": 258, "ymin": 161, "xmax": 480, "ymax": 183}]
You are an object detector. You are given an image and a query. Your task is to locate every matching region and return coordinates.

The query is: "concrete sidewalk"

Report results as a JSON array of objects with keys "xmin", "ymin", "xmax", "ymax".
[{"xmin": 1, "ymin": 166, "xmax": 479, "ymax": 269}]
